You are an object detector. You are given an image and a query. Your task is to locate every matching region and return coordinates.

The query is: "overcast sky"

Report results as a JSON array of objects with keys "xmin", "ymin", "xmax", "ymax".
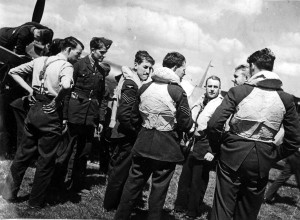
[{"xmin": 1, "ymin": 0, "xmax": 300, "ymax": 96}]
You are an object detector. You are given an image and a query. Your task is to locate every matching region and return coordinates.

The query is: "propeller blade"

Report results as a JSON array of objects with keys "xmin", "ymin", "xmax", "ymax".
[{"xmin": 32, "ymin": 0, "xmax": 46, "ymax": 23}]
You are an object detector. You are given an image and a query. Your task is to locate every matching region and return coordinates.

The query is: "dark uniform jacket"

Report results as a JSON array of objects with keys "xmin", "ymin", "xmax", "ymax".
[
  {"xmin": 0, "ymin": 22, "xmax": 51, "ymax": 55},
  {"xmin": 131, "ymin": 81, "xmax": 194, "ymax": 163},
  {"xmin": 63, "ymin": 55, "xmax": 107, "ymax": 126},
  {"xmin": 111, "ymin": 79, "xmax": 139, "ymax": 141},
  {"xmin": 208, "ymin": 73, "xmax": 300, "ymax": 178}
]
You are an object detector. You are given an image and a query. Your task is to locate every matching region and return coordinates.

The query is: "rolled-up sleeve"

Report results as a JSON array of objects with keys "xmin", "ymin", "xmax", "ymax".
[
  {"xmin": 59, "ymin": 62, "xmax": 74, "ymax": 86},
  {"xmin": 9, "ymin": 60, "xmax": 34, "ymax": 76}
]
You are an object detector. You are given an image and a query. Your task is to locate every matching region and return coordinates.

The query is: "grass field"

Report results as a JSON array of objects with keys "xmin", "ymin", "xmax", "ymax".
[{"xmin": 0, "ymin": 159, "xmax": 300, "ymax": 219}]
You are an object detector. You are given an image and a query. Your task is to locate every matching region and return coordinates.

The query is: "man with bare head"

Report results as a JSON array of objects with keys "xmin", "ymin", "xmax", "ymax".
[
  {"xmin": 174, "ymin": 75, "xmax": 223, "ymax": 219},
  {"xmin": 208, "ymin": 48, "xmax": 300, "ymax": 220},
  {"xmin": 232, "ymin": 64, "xmax": 250, "ymax": 86}
]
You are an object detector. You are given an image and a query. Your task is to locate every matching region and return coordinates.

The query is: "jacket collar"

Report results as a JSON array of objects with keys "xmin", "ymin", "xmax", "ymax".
[
  {"xmin": 151, "ymin": 67, "xmax": 181, "ymax": 85},
  {"xmin": 246, "ymin": 70, "xmax": 282, "ymax": 89},
  {"xmin": 84, "ymin": 55, "xmax": 94, "ymax": 72},
  {"xmin": 121, "ymin": 66, "xmax": 143, "ymax": 88}
]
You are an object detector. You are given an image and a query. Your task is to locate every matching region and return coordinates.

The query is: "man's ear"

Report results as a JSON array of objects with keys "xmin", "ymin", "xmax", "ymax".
[
  {"xmin": 171, "ymin": 66, "xmax": 177, "ymax": 72},
  {"xmin": 67, "ymin": 47, "xmax": 72, "ymax": 54},
  {"xmin": 134, "ymin": 62, "xmax": 138, "ymax": 70}
]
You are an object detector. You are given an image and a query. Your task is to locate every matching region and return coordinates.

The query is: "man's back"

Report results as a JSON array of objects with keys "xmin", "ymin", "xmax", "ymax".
[{"xmin": 208, "ymin": 71, "xmax": 300, "ymax": 177}]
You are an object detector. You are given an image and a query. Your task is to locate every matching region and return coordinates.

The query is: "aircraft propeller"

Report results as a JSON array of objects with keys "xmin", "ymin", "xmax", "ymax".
[{"xmin": 32, "ymin": 0, "xmax": 45, "ymax": 23}]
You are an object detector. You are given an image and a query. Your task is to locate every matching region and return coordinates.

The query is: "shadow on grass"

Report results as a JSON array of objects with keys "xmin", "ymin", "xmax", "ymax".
[
  {"xmin": 16, "ymin": 194, "xmax": 30, "ymax": 203},
  {"xmin": 200, "ymin": 203, "xmax": 212, "ymax": 219},
  {"xmin": 271, "ymin": 194, "xmax": 298, "ymax": 206},
  {"xmin": 45, "ymin": 168, "xmax": 106, "ymax": 206}
]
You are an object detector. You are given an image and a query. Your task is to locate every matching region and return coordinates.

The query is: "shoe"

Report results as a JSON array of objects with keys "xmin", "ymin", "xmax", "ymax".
[
  {"xmin": 173, "ymin": 206, "xmax": 187, "ymax": 213},
  {"xmin": 78, "ymin": 189, "xmax": 90, "ymax": 196},
  {"xmin": 1, "ymin": 195, "xmax": 19, "ymax": 203},
  {"xmin": 184, "ymin": 214, "xmax": 202, "ymax": 220},
  {"xmin": 184, "ymin": 214, "xmax": 196, "ymax": 220},
  {"xmin": 264, "ymin": 196, "xmax": 275, "ymax": 204},
  {"xmin": 26, "ymin": 204, "xmax": 43, "ymax": 211},
  {"xmin": 26, "ymin": 201, "xmax": 49, "ymax": 211}
]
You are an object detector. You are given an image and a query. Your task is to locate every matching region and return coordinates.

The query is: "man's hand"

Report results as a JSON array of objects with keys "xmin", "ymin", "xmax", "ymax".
[
  {"xmin": 22, "ymin": 94, "xmax": 36, "ymax": 106},
  {"xmin": 204, "ymin": 152, "xmax": 214, "ymax": 161},
  {"xmin": 62, "ymin": 120, "xmax": 68, "ymax": 135},
  {"xmin": 42, "ymin": 99, "xmax": 61, "ymax": 114},
  {"xmin": 97, "ymin": 123, "xmax": 104, "ymax": 134}
]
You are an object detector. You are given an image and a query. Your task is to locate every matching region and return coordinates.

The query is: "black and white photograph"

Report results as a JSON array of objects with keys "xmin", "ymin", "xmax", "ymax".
[{"xmin": 1, "ymin": 0, "xmax": 300, "ymax": 219}]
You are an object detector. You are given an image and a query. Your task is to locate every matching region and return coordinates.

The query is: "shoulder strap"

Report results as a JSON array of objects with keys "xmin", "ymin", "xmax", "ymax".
[{"xmin": 39, "ymin": 57, "xmax": 65, "ymax": 81}]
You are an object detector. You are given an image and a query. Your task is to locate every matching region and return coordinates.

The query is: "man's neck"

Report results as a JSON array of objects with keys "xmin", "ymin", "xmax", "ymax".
[{"xmin": 59, "ymin": 52, "xmax": 69, "ymax": 61}]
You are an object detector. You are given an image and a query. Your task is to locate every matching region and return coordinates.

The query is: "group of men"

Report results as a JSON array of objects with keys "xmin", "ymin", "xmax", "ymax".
[
  {"xmin": 0, "ymin": 23, "xmax": 114, "ymax": 209},
  {"xmin": 0, "ymin": 21, "xmax": 300, "ymax": 220}
]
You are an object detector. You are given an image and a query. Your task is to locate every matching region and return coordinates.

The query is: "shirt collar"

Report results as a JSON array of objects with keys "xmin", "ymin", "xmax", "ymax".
[{"xmin": 56, "ymin": 52, "xmax": 68, "ymax": 61}]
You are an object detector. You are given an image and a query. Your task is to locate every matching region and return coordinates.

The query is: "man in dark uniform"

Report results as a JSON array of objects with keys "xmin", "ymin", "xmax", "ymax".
[
  {"xmin": 207, "ymin": 48, "xmax": 300, "ymax": 220},
  {"xmin": 264, "ymin": 149, "xmax": 300, "ymax": 203},
  {"xmin": 63, "ymin": 37, "xmax": 112, "ymax": 192},
  {"xmin": 1, "ymin": 36, "xmax": 84, "ymax": 209},
  {"xmin": 104, "ymin": 51, "xmax": 155, "ymax": 210},
  {"xmin": 114, "ymin": 52, "xmax": 194, "ymax": 220},
  {"xmin": 0, "ymin": 22, "xmax": 53, "ymax": 55}
]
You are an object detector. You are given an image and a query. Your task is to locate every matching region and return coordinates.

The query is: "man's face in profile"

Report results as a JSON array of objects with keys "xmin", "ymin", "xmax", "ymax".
[
  {"xmin": 232, "ymin": 70, "xmax": 248, "ymax": 86},
  {"xmin": 174, "ymin": 62, "xmax": 186, "ymax": 82}
]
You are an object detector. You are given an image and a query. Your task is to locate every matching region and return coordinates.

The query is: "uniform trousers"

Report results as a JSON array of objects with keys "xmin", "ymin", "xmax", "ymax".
[
  {"xmin": 10, "ymin": 97, "xmax": 29, "ymax": 148},
  {"xmin": 114, "ymin": 156, "xmax": 176, "ymax": 220},
  {"xmin": 210, "ymin": 147, "xmax": 269, "ymax": 220},
  {"xmin": 264, "ymin": 152, "xmax": 300, "ymax": 201},
  {"xmin": 1, "ymin": 95, "xmax": 62, "ymax": 207},
  {"xmin": 66, "ymin": 123, "xmax": 94, "ymax": 191},
  {"xmin": 103, "ymin": 137, "xmax": 134, "ymax": 210},
  {"xmin": 174, "ymin": 153, "xmax": 213, "ymax": 217}
]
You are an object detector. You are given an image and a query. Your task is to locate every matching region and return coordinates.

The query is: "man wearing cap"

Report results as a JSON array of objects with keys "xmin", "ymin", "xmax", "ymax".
[
  {"xmin": 63, "ymin": 37, "xmax": 112, "ymax": 192},
  {"xmin": 0, "ymin": 21, "xmax": 53, "ymax": 56},
  {"xmin": 207, "ymin": 48, "xmax": 300, "ymax": 220}
]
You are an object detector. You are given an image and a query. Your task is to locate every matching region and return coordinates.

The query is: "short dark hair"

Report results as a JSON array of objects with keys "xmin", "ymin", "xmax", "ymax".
[
  {"xmin": 162, "ymin": 52, "xmax": 186, "ymax": 69},
  {"xmin": 247, "ymin": 48, "xmax": 275, "ymax": 71},
  {"xmin": 47, "ymin": 38, "xmax": 63, "ymax": 56},
  {"xmin": 206, "ymin": 75, "xmax": 221, "ymax": 88},
  {"xmin": 39, "ymin": 29, "xmax": 54, "ymax": 45},
  {"xmin": 134, "ymin": 50, "xmax": 155, "ymax": 65},
  {"xmin": 60, "ymin": 36, "xmax": 84, "ymax": 51}
]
